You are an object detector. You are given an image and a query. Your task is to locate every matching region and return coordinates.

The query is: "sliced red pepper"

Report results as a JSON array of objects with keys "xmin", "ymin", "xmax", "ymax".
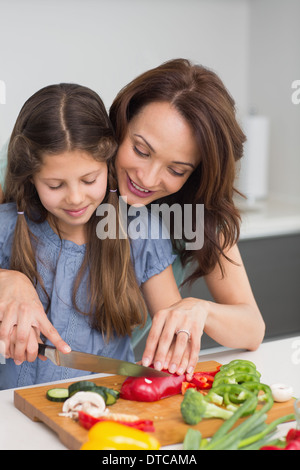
[
  {"xmin": 78, "ymin": 411, "xmax": 155, "ymax": 432},
  {"xmin": 190, "ymin": 372, "xmax": 215, "ymax": 390},
  {"xmin": 120, "ymin": 371, "xmax": 186, "ymax": 402},
  {"xmin": 286, "ymin": 428, "xmax": 300, "ymax": 443},
  {"xmin": 181, "ymin": 382, "xmax": 197, "ymax": 395},
  {"xmin": 260, "ymin": 446, "xmax": 283, "ymax": 450}
]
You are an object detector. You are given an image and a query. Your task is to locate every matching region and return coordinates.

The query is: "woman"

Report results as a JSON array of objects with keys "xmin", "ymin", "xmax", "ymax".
[{"xmin": 0, "ymin": 59, "xmax": 265, "ymax": 377}]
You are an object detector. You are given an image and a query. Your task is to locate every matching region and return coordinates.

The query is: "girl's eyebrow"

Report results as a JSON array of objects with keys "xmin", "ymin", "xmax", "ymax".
[
  {"xmin": 134, "ymin": 133, "xmax": 196, "ymax": 169},
  {"xmin": 41, "ymin": 170, "xmax": 101, "ymax": 181}
]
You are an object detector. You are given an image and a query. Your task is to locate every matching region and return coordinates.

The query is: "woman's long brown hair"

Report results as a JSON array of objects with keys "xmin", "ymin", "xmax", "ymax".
[
  {"xmin": 4, "ymin": 83, "xmax": 147, "ymax": 339},
  {"xmin": 109, "ymin": 58, "xmax": 246, "ymax": 284}
]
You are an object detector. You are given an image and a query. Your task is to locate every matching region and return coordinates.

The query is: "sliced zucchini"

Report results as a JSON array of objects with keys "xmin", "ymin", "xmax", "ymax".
[
  {"xmin": 68, "ymin": 380, "xmax": 97, "ymax": 397},
  {"xmin": 67, "ymin": 380, "xmax": 120, "ymax": 405},
  {"xmin": 46, "ymin": 388, "xmax": 69, "ymax": 402}
]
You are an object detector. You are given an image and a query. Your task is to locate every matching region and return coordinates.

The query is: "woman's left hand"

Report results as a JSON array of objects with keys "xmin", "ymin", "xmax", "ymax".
[{"xmin": 141, "ymin": 297, "xmax": 208, "ymax": 381}]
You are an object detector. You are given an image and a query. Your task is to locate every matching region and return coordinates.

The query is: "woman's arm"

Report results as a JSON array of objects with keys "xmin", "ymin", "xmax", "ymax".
[
  {"xmin": 0, "ymin": 269, "xmax": 71, "ymax": 363},
  {"xmin": 141, "ymin": 265, "xmax": 205, "ymax": 379},
  {"xmin": 140, "ymin": 243, "xmax": 265, "ymax": 379},
  {"xmin": 203, "ymin": 243, "xmax": 265, "ymax": 351}
]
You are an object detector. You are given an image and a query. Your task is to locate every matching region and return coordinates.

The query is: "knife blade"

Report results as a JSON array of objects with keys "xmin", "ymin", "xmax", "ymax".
[{"xmin": 38, "ymin": 344, "xmax": 170, "ymax": 377}]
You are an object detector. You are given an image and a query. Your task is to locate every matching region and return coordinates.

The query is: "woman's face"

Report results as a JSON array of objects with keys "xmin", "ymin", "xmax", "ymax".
[{"xmin": 115, "ymin": 102, "xmax": 199, "ymax": 206}]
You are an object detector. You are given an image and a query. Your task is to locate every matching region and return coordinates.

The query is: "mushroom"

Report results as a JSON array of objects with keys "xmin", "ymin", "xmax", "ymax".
[
  {"xmin": 60, "ymin": 391, "xmax": 107, "ymax": 419},
  {"xmin": 270, "ymin": 383, "xmax": 294, "ymax": 402}
]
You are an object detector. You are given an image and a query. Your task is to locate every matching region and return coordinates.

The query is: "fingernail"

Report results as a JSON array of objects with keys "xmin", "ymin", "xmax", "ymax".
[
  {"xmin": 177, "ymin": 367, "xmax": 184, "ymax": 375},
  {"xmin": 63, "ymin": 345, "xmax": 71, "ymax": 353},
  {"xmin": 15, "ymin": 360, "xmax": 22, "ymax": 366},
  {"xmin": 154, "ymin": 361, "xmax": 162, "ymax": 370},
  {"xmin": 169, "ymin": 363, "xmax": 177, "ymax": 374},
  {"xmin": 187, "ymin": 366, "xmax": 194, "ymax": 375},
  {"xmin": 143, "ymin": 357, "xmax": 150, "ymax": 367}
]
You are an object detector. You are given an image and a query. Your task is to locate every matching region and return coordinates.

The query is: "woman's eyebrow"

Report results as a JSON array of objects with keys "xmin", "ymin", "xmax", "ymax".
[
  {"xmin": 172, "ymin": 161, "xmax": 196, "ymax": 169},
  {"xmin": 134, "ymin": 134, "xmax": 156, "ymax": 153},
  {"xmin": 134, "ymin": 133, "xmax": 196, "ymax": 169}
]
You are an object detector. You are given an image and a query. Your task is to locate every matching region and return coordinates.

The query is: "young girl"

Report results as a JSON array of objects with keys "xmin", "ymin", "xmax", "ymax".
[{"xmin": 0, "ymin": 83, "xmax": 180, "ymax": 389}]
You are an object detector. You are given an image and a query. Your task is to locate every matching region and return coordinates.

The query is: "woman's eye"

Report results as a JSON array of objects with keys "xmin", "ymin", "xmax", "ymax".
[
  {"xmin": 49, "ymin": 184, "xmax": 63, "ymax": 190},
  {"xmin": 170, "ymin": 168, "xmax": 185, "ymax": 177},
  {"xmin": 133, "ymin": 146, "xmax": 149, "ymax": 157}
]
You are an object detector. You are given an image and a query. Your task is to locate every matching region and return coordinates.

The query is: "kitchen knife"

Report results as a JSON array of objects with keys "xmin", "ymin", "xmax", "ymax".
[{"xmin": 38, "ymin": 344, "xmax": 170, "ymax": 377}]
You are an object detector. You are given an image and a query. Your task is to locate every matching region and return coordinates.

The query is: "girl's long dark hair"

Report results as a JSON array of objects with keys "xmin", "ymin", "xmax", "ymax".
[
  {"xmin": 110, "ymin": 58, "xmax": 246, "ymax": 284},
  {"xmin": 4, "ymin": 83, "xmax": 147, "ymax": 338}
]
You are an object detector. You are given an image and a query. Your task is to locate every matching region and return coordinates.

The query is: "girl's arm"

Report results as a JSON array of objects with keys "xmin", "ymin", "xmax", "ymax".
[
  {"xmin": 141, "ymin": 243, "xmax": 265, "ymax": 379},
  {"xmin": 0, "ymin": 269, "xmax": 71, "ymax": 363}
]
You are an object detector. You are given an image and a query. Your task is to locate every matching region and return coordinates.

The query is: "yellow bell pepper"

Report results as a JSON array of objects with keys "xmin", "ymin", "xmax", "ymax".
[{"xmin": 80, "ymin": 421, "xmax": 160, "ymax": 450}]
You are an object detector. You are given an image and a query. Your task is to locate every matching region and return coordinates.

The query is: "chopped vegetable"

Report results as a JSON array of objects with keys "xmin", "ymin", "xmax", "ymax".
[
  {"xmin": 120, "ymin": 371, "xmax": 185, "ymax": 402},
  {"xmin": 261, "ymin": 426, "xmax": 300, "ymax": 450},
  {"xmin": 80, "ymin": 421, "xmax": 160, "ymax": 450},
  {"xmin": 180, "ymin": 388, "xmax": 233, "ymax": 425},
  {"xmin": 181, "ymin": 382, "xmax": 197, "ymax": 395},
  {"xmin": 78, "ymin": 410, "xmax": 155, "ymax": 432},
  {"xmin": 60, "ymin": 391, "xmax": 107, "ymax": 419},
  {"xmin": 68, "ymin": 380, "xmax": 119, "ymax": 405},
  {"xmin": 190, "ymin": 372, "xmax": 215, "ymax": 390},
  {"xmin": 270, "ymin": 383, "xmax": 294, "ymax": 402},
  {"xmin": 46, "ymin": 388, "xmax": 69, "ymax": 402}
]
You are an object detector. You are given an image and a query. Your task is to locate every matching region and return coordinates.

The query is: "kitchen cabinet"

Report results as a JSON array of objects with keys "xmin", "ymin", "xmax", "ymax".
[{"xmin": 181, "ymin": 232, "xmax": 300, "ymax": 349}]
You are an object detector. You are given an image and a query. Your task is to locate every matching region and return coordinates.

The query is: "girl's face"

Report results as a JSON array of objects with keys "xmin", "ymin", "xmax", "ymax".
[
  {"xmin": 32, "ymin": 150, "xmax": 107, "ymax": 244},
  {"xmin": 115, "ymin": 101, "xmax": 199, "ymax": 206}
]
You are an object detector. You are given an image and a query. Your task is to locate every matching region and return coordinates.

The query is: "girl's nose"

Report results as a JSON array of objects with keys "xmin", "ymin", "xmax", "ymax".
[{"xmin": 65, "ymin": 186, "xmax": 85, "ymax": 206}]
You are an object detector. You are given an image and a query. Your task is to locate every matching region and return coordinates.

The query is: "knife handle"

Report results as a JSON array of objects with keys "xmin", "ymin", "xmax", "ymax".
[
  {"xmin": 38, "ymin": 344, "xmax": 47, "ymax": 356},
  {"xmin": 38, "ymin": 344, "xmax": 56, "ymax": 355}
]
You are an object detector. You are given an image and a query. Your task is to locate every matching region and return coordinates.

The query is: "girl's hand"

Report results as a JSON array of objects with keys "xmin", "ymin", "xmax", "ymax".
[
  {"xmin": 0, "ymin": 270, "xmax": 71, "ymax": 364},
  {"xmin": 6, "ymin": 325, "xmax": 47, "ymax": 364},
  {"xmin": 141, "ymin": 298, "xmax": 208, "ymax": 381}
]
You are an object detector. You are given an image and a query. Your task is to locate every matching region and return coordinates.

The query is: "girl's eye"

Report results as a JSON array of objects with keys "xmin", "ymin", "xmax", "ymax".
[
  {"xmin": 49, "ymin": 184, "xmax": 63, "ymax": 190},
  {"xmin": 83, "ymin": 179, "xmax": 96, "ymax": 185},
  {"xmin": 133, "ymin": 146, "xmax": 149, "ymax": 158}
]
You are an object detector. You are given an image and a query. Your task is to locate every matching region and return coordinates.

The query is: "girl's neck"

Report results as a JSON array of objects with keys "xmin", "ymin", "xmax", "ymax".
[{"xmin": 47, "ymin": 214, "xmax": 87, "ymax": 246}]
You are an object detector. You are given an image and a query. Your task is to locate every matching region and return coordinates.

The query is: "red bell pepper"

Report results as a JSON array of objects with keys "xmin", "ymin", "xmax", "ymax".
[
  {"xmin": 120, "ymin": 371, "xmax": 186, "ymax": 402},
  {"xmin": 260, "ymin": 427, "xmax": 300, "ymax": 450},
  {"xmin": 78, "ymin": 410, "xmax": 155, "ymax": 432},
  {"xmin": 190, "ymin": 372, "xmax": 216, "ymax": 390},
  {"xmin": 181, "ymin": 382, "xmax": 197, "ymax": 395}
]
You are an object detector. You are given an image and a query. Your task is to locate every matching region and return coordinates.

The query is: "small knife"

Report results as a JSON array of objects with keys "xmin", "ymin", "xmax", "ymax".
[{"xmin": 38, "ymin": 344, "xmax": 169, "ymax": 378}]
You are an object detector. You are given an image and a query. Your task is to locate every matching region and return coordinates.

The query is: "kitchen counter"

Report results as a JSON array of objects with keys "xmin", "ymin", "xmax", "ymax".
[
  {"xmin": 0, "ymin": 335, "xmax": 299, "ymax": 450},
  {"xmin": 238, "ymin": 197, "xmax": 300, "ymax": 240}
]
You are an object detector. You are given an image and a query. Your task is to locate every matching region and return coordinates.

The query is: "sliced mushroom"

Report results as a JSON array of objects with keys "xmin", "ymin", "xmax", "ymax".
[{"xmin": 60, "ymin": 391, "xmax": 106, "ymax": 418}]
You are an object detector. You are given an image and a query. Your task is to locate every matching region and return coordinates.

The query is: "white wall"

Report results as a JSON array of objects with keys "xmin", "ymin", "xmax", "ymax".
[
  {"xmin": 248, "ymin": 0, "xmax": 300, "ymax": 202},
  {"xmin": 0, "ymin": 0, "xmax": 250, "ymax": 146}
]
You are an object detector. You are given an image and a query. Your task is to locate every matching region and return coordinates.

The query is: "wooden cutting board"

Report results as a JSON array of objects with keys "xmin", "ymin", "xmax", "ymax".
[{"xmin": 14, "ymin": 360, "xmax": 295, "ymax": 450}]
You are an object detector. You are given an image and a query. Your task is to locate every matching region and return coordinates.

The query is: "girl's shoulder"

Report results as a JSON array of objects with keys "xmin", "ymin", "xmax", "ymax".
[{"xmin": 0, "ymin": 202, "xmax": 18, "ymax": 225}]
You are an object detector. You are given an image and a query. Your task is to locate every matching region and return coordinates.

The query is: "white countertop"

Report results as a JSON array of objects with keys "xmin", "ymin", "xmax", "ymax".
[
  {"xmin": 0, "ymin": 335, "xmax": 299, "ymax": 450},
  {"xmin": 237, "ymin": 197, "xmax": 300, "ymax": 240}
]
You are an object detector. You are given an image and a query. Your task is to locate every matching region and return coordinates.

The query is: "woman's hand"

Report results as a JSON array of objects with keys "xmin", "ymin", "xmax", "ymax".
[
  {"xmin": 141, "ymin": 297, "xmax": 208, "ymax": 381},
  {"xmin": 0, "ymin": 269, "xmax": 71, "ymax": 364}
]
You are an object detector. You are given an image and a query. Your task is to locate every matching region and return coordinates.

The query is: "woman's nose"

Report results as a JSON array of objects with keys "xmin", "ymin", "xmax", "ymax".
[{"xmin": 137, "ymin": 163, "xmax": 162, "ymax": 190}]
